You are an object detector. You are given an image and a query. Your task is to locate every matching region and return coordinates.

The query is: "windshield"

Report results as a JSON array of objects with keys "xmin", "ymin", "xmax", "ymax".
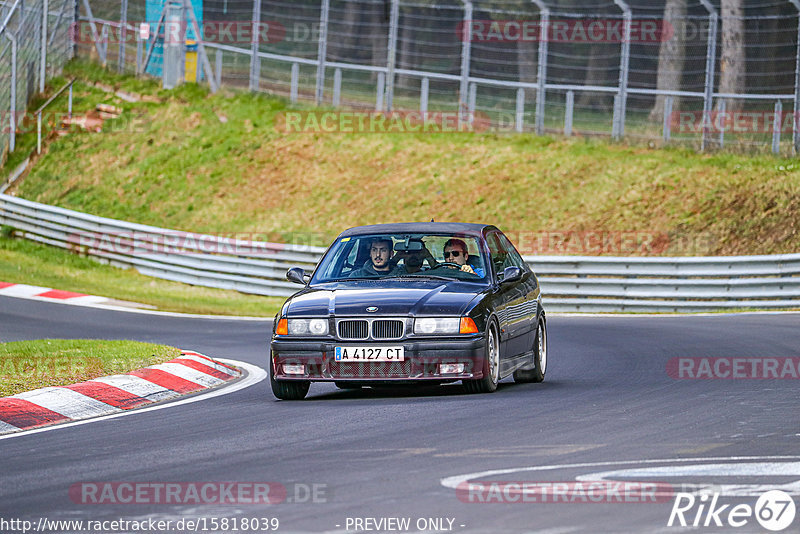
[{"xmin": 311, "ymin": 233, "xmax": 489, "ymax": 283}]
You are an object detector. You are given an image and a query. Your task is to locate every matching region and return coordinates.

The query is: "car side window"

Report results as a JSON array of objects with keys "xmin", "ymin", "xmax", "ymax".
[
  {"xmin": 498, "ymin": 233, "xmax": 527, "ymax": 271},
  {"xmin": 486, "ymin": 232, "xmax": 510, "ymax": 279}
]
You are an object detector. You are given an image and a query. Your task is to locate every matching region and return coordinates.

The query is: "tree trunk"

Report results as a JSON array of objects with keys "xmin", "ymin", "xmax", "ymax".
[
  {"xmin": 649, "ymin": 0, "xmax": 687, "ymax": 122},
  {"xmin": 717, "ymin": 0, "xmax": 745, "ymax": 112},
  {"xmin": 576, "ymin": 44, "xmax": 615, "ymax": 112},
  {"xmin": 328, "ymin": 1, "xmax": 360, "ymax": 62}
]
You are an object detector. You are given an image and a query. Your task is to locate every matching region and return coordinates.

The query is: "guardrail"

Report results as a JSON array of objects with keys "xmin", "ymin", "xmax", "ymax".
[{"xmin": 2, "ymin": 193, "xmax": 799, "ymax": 312}]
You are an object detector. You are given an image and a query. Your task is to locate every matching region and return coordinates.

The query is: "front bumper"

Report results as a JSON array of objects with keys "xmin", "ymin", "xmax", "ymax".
[{"xmin": 270, "ymin": 336, "xmax": 486, "ymax": 381}]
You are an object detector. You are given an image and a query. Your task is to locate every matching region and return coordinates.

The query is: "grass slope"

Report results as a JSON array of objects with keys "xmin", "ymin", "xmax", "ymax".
[{"xmin": 7, "ymin": 60, "xmax": 799, "ymax": 257}]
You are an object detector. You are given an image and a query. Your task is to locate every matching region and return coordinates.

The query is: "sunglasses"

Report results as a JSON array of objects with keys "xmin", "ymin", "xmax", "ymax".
[{"xmin": 444, "ymin": 250, "xmax": 463, "ymax": 258}]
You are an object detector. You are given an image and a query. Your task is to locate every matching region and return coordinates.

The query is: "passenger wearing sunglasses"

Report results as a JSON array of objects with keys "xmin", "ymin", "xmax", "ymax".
[{"xmin": 442, "ymin": 239, "xmax": 484, "ymax": 277}]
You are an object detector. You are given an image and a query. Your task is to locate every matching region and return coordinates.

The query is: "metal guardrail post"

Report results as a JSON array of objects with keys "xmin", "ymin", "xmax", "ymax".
[
  {"xmin": 458, "ymin": 0, "xmax": 472, "ymax": 127},
  {"xmin": 662, "ymin": 95, "xmax": 672, "ymax": 142},
  {"xmin": 790, "ymin": 0, "xmax": 800, "ymax": 155},
  {"xmin": 118, "ymin": 0, "xmax": 127, "ymax": 73},
  {"xmin": 772, "ymin": 100, "xmax": 782, "ymax": 154},
  {"xmin": 290, "ymin": 62, "xmax": 298, "ymax": 103},
  {"xmin": 39, "ymin": 0, "xmax": 47, "ymax": 91},
  {"xmin": 515, "ymin": 88, "xmax": 524, "ymax": 133},
  {"xmin": 612, "ymin": 0, "xmax": 631, "ymax": 140},
  {"xmin": 564, "ymin": 90, "xmax": 573, "ymax": 137},
  {"xmin": 315, "ymin": 0, "xmax": 330, "ymax": 105},
  {"xmin": 531, "ymin": 0, "xmax": 548, "ymax": 135},
  {"xmin": 699, "ymin": 0, "xmax": 718, "ymax": 152},
  {"xmin": 249, "ymin": 0, "xmax": 261, "ymax": 92},
  {"xmin": 384, "ymin": 0, "xmax": 399, "ymax": 111}
]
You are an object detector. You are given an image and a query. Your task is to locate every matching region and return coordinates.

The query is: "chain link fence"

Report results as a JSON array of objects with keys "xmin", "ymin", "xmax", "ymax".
[
  {"xmin": 0, "ymin": 0, "xmax": 75, "ymax": 163},
  {"xmin": 4, "ymin": 0, "xmax": 800, "ymax": 157}
]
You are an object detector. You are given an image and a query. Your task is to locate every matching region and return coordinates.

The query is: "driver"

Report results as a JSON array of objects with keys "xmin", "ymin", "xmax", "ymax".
[
  {"xmin": 442, "ymin": 238, "xmax": 484, "ymax": 276},
  {"xmin": 350, "ymin": 237, "xmax": 398, "ymax": 277}
]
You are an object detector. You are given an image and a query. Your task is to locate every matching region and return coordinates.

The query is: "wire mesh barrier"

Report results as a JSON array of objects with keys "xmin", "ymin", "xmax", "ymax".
[
  {"xmin": 63, "ymin": 0, "xmax": 800, "ymax": 155},
  {"xmin": 0, "ymin": 0, "xmax": 75, "ymax": 162},
  {"xmin": 3, "ymin": 193, "xmax": 800, "ymax": 311}
]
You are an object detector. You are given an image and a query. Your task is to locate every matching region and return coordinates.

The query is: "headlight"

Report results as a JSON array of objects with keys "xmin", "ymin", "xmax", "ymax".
[
  {"xmin": 287, "ymin": 318, "xmax": 329, "ymax": 336},
  {"xmin": 414, "ymin": 317, "xmax": 460, "ymax": 334}
]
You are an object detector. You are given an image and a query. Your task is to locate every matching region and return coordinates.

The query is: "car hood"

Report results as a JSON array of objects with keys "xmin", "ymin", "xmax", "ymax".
[{"xmin": 286, "ymin": 279, "xmax": 484, "ymax": 317}]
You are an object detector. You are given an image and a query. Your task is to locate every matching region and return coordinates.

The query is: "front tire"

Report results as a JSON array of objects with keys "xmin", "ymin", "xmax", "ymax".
[
  {"xmin": 463, "ymin": 322, "xmax": 499, "ymax": 394},
  {"xmin": 514, "ymin": 317, "xmax": 547, "ymax": 383},
  {"xmin": 270, "ymin": 358, "xmax": 310, "ymax": 400}
]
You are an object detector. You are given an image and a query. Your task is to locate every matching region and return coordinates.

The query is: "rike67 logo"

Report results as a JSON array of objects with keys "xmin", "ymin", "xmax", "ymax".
[{"xmin": 668, "ymin": 490, "xmax": 796, "ymax": 531}]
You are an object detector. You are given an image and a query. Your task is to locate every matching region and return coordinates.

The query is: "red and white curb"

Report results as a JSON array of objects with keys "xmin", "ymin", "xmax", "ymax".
[
  {"xmin": 0, "ymin": 350, "xmax": 241, "ymax": 435},
  {"xmin": 0, "ymin": 282, "xmax": 112, "ymax": 305}
]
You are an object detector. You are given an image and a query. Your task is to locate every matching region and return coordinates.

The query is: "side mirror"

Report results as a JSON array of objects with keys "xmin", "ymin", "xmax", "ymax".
[
  {"xmin": 286, "ymin": 267, "xmax": 308, "ymax": 285},
  {"xmin": 499, "ymin": 266, "xmax": 522, "ymax": 284}
]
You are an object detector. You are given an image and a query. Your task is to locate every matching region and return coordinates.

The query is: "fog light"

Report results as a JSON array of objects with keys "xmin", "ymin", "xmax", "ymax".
[
  {"xmin": 283, "ymin": 364, "xmax": 305, "ymax": 375},
  {"xmin": 439, "ymin": 363, "xmax": 465, "ymax": 374}
]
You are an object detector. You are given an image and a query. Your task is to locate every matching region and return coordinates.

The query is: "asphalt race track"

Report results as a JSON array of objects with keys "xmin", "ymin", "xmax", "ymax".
[{"xmin": 1, "ymin": 295, "xmax": 799, "ymax": 533}]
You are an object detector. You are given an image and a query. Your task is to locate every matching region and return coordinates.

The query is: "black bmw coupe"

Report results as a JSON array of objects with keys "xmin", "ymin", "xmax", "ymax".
[{"xmin": 269, "ymin": 222, "xmax": 547, "ymax": 400}]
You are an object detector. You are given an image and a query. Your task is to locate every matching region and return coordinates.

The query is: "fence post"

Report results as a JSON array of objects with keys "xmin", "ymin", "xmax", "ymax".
[
  {"xmin": 136, "ymin": 29, "xmax": 143, "ymax": 74},
  {"xmin": 564, "ymin": 90, "xmax": 573, "ymax": 137},
  {"xmin": 458, "ymin": 1, "xmax": 472, "ymax": 126},
  {"xmin": 384, "ymin": 0, "xmax": 399, "ymax": 111},
  {"xmin": 376, "ymin": 72, "xmax": 385, "ymax": 111},
  {"xmin": 790, "ymin": 0, "xmax": 800, "ymax": 155},
  {"xmin": 773, "ymin": 100, "xmax": 782, "ymax": 154},
  {"xmin": 5, "ymin": 30, "xmax": 17, "ymax": 152},
  {"xmin": 215, "ymin": 49, "xmax": 223, "ymax": 87},
  {"xmin": 39, "ymin": 0, "xmax": 47, "ymax": 91},
  {"xmin": 315, "ymin": 0, "xmax": 330, "ymax": 105},
  {"xmin": 290, "ymin": 62, "xmax": 299, "ymax": 103},
  {"xmin": 699, "ymin": 0, "xmax": 718, "ymax": 152},
  {"xmin": 249, "ymin": 0, "xmax": 261, "ymax": 91},
  {"xmin": 662, "ymin": 95, "xmax": 672, "ymax": 142},
  {"xmin": 333, "ymin": 68, "xmax": 341, "ymax": 107},
  {"xmin": 516, "ymin": 87, "xmax": 525, "ymax": 133},
  {"xmin": 163, "ymin": 1, "xmax": 183, "ymax": 89},
  {"xmin": 717, "ymin": 99, "xmax": 725, "ymax": 148},
  {"xmin": 468, "ymin": 82, "xmax": 477, "ymax": 125},
  {"xmin": 531, "ymin": 0, "xmax": 548, "ymax": 135},
  {"xmin": 119, "ymin": 0, "xmax": 127, "ymax": 73},
  {"xmin": 612, "ymin": 0, "xmax": 631, "ymax": 140},
  {"xmin": 420, "ymin": 76, "xmax": 428, "ymax": 112}
]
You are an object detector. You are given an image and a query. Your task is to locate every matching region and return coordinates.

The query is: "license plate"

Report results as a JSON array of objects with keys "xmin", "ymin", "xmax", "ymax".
[{"xmin": 334, "ymin": 346, "xmax": 404, "ymax": 362}]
